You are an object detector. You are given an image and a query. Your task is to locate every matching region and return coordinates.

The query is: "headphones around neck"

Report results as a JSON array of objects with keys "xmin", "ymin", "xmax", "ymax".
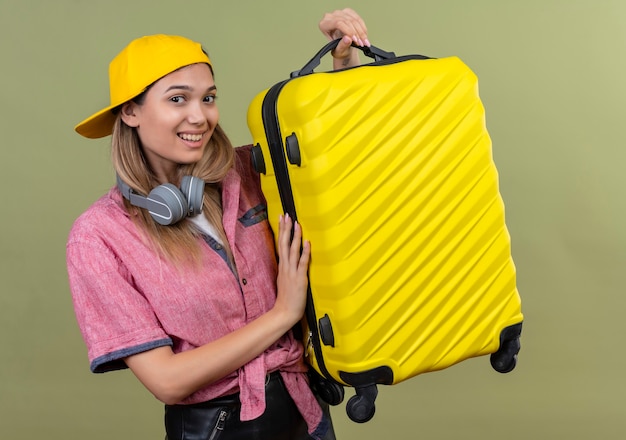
[{"xmin": 116, "ymin": 175, "xmax": 205, "ymax": 225}]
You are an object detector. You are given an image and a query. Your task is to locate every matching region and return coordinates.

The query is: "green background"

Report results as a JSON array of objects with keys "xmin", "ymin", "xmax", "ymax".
[{"xmin": 1, "ymin": 0, "xmax": 624, "ymax": 438}]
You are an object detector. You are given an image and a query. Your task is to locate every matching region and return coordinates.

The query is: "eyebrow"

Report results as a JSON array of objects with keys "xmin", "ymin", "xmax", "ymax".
[{"xmin": 164, "ymin": 85, "xmax": 217, "ymax": 93}]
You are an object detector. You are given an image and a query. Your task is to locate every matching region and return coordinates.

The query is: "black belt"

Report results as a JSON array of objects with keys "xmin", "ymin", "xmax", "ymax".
[{"xmin": 164, "ymin": 371, "xmax": 313, "ymax": 440}]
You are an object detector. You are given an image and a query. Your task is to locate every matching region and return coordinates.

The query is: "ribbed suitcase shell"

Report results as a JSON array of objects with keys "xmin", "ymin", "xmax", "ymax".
[{"xmin": 247, "ymin": 53, "xmax": 523, "ymax": 413}]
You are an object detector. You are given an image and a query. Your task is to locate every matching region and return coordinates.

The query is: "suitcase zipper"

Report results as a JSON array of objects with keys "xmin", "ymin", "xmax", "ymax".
[
  {"xmin": 208, "ymin": 410, "xmax": 228, "ymax": 440},
  {"xmin": 260, "ymin": 80, "xmax": 334, "ymax": 383},
  {"xmin": 305, "ymin": 330, "xmax": 313, "ymax": 358},
  {"xmin": 261, "ymin": 80, "xmax": 298, "ymax": 219}
]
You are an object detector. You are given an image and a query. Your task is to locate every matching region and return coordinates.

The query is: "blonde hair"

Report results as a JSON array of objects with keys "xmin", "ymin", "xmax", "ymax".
[{"xmin": 111, "ymin": 114, "xmax": 235, "ymax": 267}]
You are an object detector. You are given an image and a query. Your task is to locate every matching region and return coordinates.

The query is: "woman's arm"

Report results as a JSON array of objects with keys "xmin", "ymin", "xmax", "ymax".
[
  {"xmin": 318, "ymin": 8, "xmax": 370, "ymax": 70},
  {"xmin": 124, "ymin": 214, "xmax": 310, "ymax": 405}
]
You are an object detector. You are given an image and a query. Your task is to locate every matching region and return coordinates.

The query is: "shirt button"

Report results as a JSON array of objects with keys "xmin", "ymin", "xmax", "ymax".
[{"xmin": 241, "ymin": 278, "xmax": 248, "ymax": 285}]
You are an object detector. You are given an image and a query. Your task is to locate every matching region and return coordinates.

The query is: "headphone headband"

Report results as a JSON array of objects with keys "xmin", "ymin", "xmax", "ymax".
[{"xmin": 116, "ymin": 175, "xmax": 205, "ymax": 225}]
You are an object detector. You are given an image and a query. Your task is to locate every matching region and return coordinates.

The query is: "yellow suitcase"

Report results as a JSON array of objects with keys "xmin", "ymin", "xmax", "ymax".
[{"xmin": 247, "ymin": 40, "xmax": 523, "ymax": 422}]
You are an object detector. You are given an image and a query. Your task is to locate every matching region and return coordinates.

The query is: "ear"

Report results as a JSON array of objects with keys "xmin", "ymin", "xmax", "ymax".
[{"xmin": 120, "ymin": 101, "xmax": 140, "ymax": 128}]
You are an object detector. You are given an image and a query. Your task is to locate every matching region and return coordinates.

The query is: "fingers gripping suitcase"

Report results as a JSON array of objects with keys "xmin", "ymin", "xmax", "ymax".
[{"xmin": 246, "ymin": 40, "xmax": 523, "ymax": 423}]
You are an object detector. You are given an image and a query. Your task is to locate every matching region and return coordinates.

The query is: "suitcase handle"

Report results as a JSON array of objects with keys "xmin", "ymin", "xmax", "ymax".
[{"xmin": 291, "ymin": 38, "xmax": 396, "ymax": 78}]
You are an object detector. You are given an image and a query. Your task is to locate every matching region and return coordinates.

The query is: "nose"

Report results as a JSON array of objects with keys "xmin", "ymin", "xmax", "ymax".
[{"xmin": 187, "ymin": 101, "xmax": 208, "ymax": 125}]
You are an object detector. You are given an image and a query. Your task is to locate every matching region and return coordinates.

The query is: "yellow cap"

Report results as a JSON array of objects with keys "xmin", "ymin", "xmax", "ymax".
[{"xmin": 75, "ymin": 34, "xmax": 212, "ymax": 139}]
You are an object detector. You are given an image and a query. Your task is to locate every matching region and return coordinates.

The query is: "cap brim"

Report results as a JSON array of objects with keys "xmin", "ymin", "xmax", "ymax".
[{"xmin": 74, "ymin": 104, "xmax": 119, "ymax": 139}]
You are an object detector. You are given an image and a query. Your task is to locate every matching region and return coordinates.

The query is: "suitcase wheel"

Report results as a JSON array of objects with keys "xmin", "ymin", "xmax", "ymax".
[
  {"xmin": 309, "ymin": 370, "xmax": 345, "ymax": 406},
  {"xmin": 346, "ymin": 385, "xmax": 378, "ymax": 423},
  {"xmin": 490, "ymin": 323, "xmax": 523, "ymax": 373},
  {"xmin": 317, "ymin": 380, "xmax": 345, "ymax": 406}
]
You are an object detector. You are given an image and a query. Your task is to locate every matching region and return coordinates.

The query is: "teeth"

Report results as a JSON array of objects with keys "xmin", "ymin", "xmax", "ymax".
[{"xmin": 179, "ymin": 133, "xmax": 203, "ymax": 141}]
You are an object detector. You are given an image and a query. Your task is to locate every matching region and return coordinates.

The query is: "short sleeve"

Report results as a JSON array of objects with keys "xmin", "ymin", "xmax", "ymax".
[{"xmin": 67, "ymin": 216, "xmax": 172, "ymax": 373}]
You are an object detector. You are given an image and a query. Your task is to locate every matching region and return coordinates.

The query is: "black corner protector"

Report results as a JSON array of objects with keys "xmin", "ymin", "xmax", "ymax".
[{"xmin": 339, "ymin": 366, "xmax": 394, "ymax": 387}]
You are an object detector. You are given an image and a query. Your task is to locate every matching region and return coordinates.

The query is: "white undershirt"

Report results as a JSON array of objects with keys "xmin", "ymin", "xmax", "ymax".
[{"xmin": 188, "ymin": 212, "xmax": 223, "ymax": 245}]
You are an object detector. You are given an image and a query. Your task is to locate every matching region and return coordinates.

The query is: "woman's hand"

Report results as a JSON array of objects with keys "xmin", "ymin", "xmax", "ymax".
[
  {"xmin": 274, "ymin": 213, "xmax": 311, "ymax": 325},
  {"xmin": 319, "ymin": 8, "xmax": 370, "ymax": 69},
  {"xmin": 124, "ymin": 214, "xmax": 311, "ymax": 405}
]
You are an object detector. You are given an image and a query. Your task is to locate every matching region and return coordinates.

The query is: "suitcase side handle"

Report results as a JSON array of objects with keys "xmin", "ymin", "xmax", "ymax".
[{"xmin": 290, "ymin": 38, "xmax": 396, "ymax": 78}]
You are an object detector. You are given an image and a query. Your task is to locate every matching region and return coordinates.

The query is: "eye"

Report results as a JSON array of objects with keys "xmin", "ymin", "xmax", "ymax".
[
  {"xmin": 204, "ymin": 95, "xmax": 217, "ymax": 104},
  {"xmin": 169, "ymin": 95, "xmax": 185, "ymax": 103}
]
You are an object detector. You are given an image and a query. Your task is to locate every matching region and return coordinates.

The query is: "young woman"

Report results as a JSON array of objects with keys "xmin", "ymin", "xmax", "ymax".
[{"xmin": 67, "ymin": 8, "xmax": 370, "ymax": 440}]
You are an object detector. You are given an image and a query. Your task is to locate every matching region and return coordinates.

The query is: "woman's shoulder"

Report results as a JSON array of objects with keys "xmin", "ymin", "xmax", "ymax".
[
  {"xmin": 68, "ymin": 188, "xmax": 130, "ymax": 244},
  {"xmin": 232, "ymin": 144, "xmax": 261, "ymax": 185},
  {"xmin": 233, "ymin": 144, "xmax": 254, "ymax": 168},
  {"xmin": 230, "ymin": 144, "xmax": 266, "ymax": 207}
]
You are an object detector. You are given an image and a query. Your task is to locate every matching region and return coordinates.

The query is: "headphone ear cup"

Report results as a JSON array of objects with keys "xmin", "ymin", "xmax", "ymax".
[
  {"xmin": 180, "ymin": 176, "xmax": 205, "ymax": 217},
  {"xmin": 147, "ymin": 183, "xmax": 188, "ymax": 225}
]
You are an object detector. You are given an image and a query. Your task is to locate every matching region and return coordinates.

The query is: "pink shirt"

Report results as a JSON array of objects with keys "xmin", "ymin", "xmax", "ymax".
[{"xmin": 66, "ymin": 145, "xmax": 325, "ymax": 437}]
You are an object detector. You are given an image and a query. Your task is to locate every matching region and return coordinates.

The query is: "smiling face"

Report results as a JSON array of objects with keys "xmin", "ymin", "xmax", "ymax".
[{"xmin": 120, "ymin": 63, "xmax": 219, "ymax": 183}]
